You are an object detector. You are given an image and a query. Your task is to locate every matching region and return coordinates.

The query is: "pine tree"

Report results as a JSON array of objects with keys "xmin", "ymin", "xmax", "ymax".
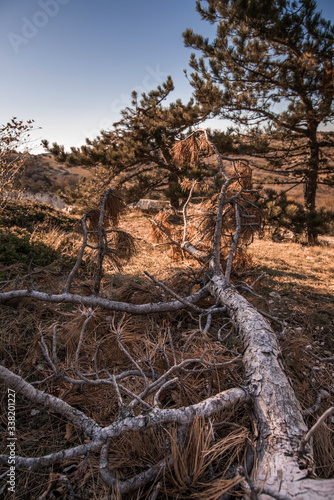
[
  {"xmin": 184, "ymin": 0, "xmax": 334, "ymax": 243},
  {"xmin": 43, "ymin": 77, "xmax": 215, "ymax": 208}
]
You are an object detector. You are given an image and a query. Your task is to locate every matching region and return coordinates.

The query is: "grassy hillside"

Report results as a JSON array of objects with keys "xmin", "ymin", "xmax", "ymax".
[
  {"xmin": 17, "ymin": 152, "xmax": 334, "ymax": 214},
  {"xmin": 0, "ymin": 201, "xmax": 81, "ymax": 273},
  {"xmin": 16, "ymin": 153, "xmax": 88, "ymax": 194}
]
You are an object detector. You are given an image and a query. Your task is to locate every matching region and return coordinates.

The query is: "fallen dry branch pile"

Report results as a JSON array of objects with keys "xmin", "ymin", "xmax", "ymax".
[{"xmin": 0, "ymin": 130, "xmax": 333, "ymax": 499}]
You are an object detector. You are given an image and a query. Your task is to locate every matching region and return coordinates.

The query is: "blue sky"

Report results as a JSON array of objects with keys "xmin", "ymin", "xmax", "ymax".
[{"xmin": 1, "ymin": 0, "xmax": 334, "ymax": 153}]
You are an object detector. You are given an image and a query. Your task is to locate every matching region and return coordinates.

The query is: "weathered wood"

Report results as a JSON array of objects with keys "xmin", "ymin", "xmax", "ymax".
[
  {"xmin": 209, "ymin": 275, "xmax": 334, "ymax": 499},
  {"xmin": 0, "ymin": 286, "xmax": 209, "ymax": 314},
  {"xmin": 0, "ymin": 362, "xmax": 247, "ymax": 471}
]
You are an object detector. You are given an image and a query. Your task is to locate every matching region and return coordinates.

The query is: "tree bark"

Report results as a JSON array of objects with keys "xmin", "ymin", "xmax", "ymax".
[
  {"xmin": 167, "ymin": 171, "xmax": 181, "ymax": 208},
  {"xmin": 209, "ymin": 275, "xmax": 334, "ymax": 499},
  {"xmin": 0, "ymin": 287, "xmax": 209, "ymax": 314},
  {"xmin": 304, "ymin": 131, "xmax": 320, "ymax": 245}
]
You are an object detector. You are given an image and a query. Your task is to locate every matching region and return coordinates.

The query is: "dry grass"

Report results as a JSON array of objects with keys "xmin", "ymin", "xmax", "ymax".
[
  {"xmin": 165, "ymin": 417, "xmax": 249, "ymax": 499},
  {"xmin": 1, "ymin": 204, "xmax": 334, "ymax": 498},
  {"xmin": 249, "ymin": 237, "xmax": 334, "ymax": 295},
  {"xmin": 29, "ymin": 223, "xmax": 83, "ymax": 259},
  {"xmin": 248, "ymin": 235, "xmax": 334, "ymax": 481},
  {"xmin": 118, "ymin": 210, "xmax": 192, "ymax": 277}
]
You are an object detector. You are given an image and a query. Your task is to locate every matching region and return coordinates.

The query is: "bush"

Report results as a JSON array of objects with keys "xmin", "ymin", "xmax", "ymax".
[
  {"xmin": 0, "ymin": 118, "xmax": 34, "ymax": 205},
  {"xmin": 0, "ymin": 227, "xmax": 57, "ymax": 268},
  {"xmin": 0, "ymin": 201, "xmax": 77, "ymax": 231},
  {"xmin": 257, "ymin": 189, "xmax": 334, "ymax": 241},
  {"xmin": 0, "ymin": 201, "xmax": 81, "ymax": 273}
]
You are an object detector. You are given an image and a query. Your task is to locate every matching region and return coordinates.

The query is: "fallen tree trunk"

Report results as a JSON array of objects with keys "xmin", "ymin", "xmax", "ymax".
[{"xmin": 209, "ymin": 275, "xmax": 334, "ymax": 499}]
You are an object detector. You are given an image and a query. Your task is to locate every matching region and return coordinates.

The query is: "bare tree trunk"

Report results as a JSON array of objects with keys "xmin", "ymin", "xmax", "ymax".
[
  {"xmin": 167, "ymin": 171, "xmax": 181, "ymax": 208},
  {"xmin": 209, "ymin": 275, "xmax": 334, "ymax": 498},
  {"xmin": 304, "ymin": 131, "xmax": 320, "ymax": 245}
]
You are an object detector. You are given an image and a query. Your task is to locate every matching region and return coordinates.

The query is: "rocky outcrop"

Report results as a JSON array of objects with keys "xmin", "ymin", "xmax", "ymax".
[{"xmin": 4, "ymin": 190, "xmax": 70, "ymax": 211}]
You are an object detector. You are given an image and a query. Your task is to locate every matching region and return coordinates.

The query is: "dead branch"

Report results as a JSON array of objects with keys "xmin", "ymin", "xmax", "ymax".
[
  {"xmin": 149, "ymin": 216, "xmax": 175, "ymax": 243},
  {"xmin": 299, "ymin": 406, "xmax": 334, "ymax": 453},
  {"xmin": 144, "ymin": 270, "xmax": 225, "ymax": 316},
  {"xmin": 182, "ymin": 180, "xmax": 197, "ymax": 245},
  {"xmin": 0, "ymin": 286, "xmax": 209, "ymax": 314},
  {"xmin": 302, "ymin": 389, "xmax": 327, "ymax": 417},
  {"xmin": 0, "ymin": 362, "xmax": 247, "ymax": 472},
  {"xmin": 94, "ymin": 190, "xmax": 110, "ymax": 295},
  {"xmin": 64, "ymin": 214, "xmax": 88, "ymax": 293},
  {"xmin": 304, "ymin": 348, "xmax": 334, "ymax": 363},
  {"xmin": 225, "ymin": 204, "xmax": 241, "ymax": 283},
  {"xmin": 0, "ymin": 365, "xmax": 101, "ymax": 439},
  {"xmin": 100, "ymin": 447, "xmax": 173, "ymax": 494}
]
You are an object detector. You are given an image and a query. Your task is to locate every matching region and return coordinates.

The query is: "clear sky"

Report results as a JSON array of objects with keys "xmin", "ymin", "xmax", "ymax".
[{"xmin": 1, "ymin": 0, "xmax": 334, "ymax": 153}]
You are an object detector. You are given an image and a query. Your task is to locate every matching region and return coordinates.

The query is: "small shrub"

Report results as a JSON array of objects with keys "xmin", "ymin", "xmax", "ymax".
[
  {"xmin": 0, "ymin": 201, "xmax": 82, "ymax": 273},
  {"xmin": 0, "ymin": 227, "xmax": 57, "ymax": 267},
  {"xmin": 257, "ymin": 189, "xmax": 334, "ymax": 241},
  {"xmin": 0, "ymin": 200, "xmax": 77, "ymax": 231}
]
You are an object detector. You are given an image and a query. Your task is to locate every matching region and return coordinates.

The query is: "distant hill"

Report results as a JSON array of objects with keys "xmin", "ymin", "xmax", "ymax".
[
  {"xmin": 18, "ymin": 153, "xmax": 90, "ymax": 194},
  {"xmin": 13, "ymin": 151, "xmax": 333, "ymax": 215}
]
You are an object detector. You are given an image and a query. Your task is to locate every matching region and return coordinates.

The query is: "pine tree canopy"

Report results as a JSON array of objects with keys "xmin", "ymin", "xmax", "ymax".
[
  {"xmin": 43, "ymin": 77, "xmax": 216, "ymax": 207},
  {"xmin": 184, "ymin": 0, "xmax": 334, "ymax": 131},
  {"xmin": 183, "ymin": 0, "xmax": 334, "ymax": 242}
]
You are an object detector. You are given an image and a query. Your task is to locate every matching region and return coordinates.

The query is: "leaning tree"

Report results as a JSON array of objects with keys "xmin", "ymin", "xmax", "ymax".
[
  {"xmin": 43, "ymin": 77, "xmax": 217, "ymax": 208},
  {"xmin": 0, "ymin": 130, "xmax": 333, "ymax": 498},
  {"xmin": 183, "ymin": 0, "xmax": 334, "ymax": 243}
]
